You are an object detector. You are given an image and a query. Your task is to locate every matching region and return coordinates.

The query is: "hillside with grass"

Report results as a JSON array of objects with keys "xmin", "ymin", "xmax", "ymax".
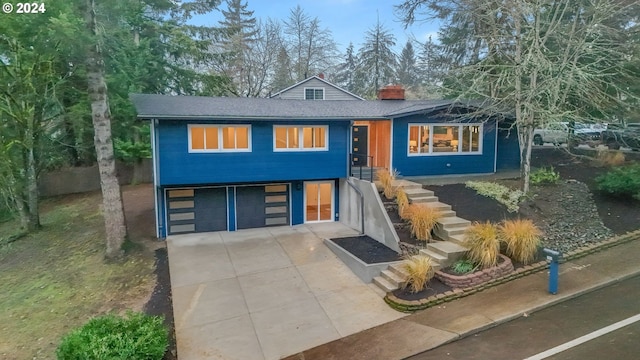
[{"xmin": 0, "ymin": 186, "xmax": 157, "ymax": 359}]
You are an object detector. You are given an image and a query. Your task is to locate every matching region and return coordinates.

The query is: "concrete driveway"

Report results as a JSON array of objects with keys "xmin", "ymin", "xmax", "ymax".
[{"xmin": 167, "ymin": 222, "xmax": 406, "ymax": 360}]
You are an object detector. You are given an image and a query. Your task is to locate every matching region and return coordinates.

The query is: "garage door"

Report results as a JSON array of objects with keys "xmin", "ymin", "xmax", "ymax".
[
  {"xmin": 236, "ymin": 184, "xmax": 289, "ymax": 230},
  {"xmin": 166, "ymin": 188, "xmax": 227, "ymax": 235}
]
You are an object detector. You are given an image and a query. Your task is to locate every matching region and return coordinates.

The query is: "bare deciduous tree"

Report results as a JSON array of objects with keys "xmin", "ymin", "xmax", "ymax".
[{"xmin": 398, "ymin": 0, "xmax": 639, "ymax": 193}]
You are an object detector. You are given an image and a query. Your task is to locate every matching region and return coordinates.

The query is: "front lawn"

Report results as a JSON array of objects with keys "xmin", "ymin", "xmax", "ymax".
[{"xmin": 0, "ymin": 189, "xmax": 156, "ymax": 360}]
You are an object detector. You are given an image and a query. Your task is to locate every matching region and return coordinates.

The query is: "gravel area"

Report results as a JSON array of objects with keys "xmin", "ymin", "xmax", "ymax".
[{"xmin": 520, "ymin": 180, "xmax": 614, "ymax": 254}]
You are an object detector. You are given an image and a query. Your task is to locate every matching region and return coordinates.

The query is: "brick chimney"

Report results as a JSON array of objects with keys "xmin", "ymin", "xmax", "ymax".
[
  {"xmin": 377, "ymin": 84, "xmax": 405, "ymax": 100},
  {"xmin": 317, "ymin": 73, "xmax": 325, "ymax": 79}
]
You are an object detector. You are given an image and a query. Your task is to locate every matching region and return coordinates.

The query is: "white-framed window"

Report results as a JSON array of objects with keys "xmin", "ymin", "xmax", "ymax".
[
  {"xmin": 304, "ymin": 87, "xmax": 324, "ymax": 100},
  {"xmin": 408, "ymin": 123, "xmax": 482, "ymax": 155},
  {"xmin": 274, "ymin": 125, "xmax": 328, "ymax": 151},
  {"xmin": 188, "ymin": 124, "xmax": 251, "ymax": 152}
]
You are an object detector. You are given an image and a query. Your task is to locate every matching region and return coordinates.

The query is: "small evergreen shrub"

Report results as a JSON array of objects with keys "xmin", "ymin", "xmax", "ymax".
[
  {"xmin": 407, "ymin": 204, "xmax": 442, "ymax": 242},
  {"xmin": 596, "ymin": 163, "xmax": 640, "ymax": 200},
  {"xmin": 395, "ymin": 188, "xmax": 409, "ymax": 218},
  {"xmin": 465, "ymin": 181, "xmax": 524, "ymax": 213},
  {"xmin": 464, "ymin": 221, "xmax": 500, "ymax": 269},
  {"xmin": 56, "ymin": 311, "xmax": 168, "ymax": 360},
  {"xmin": 451, "ymin": 259, "xmax": 476, "ymax": 275},
  {"xmin": 499, "ymin": 219, "xmax": 542, "ymax": 264},
  {"xmin": 402, "ymin": 255, "xmax": 435, "ymax": 293},
  {"xmin": 530, "ymin": 167, "xmax": 560, "ymax": 185}
]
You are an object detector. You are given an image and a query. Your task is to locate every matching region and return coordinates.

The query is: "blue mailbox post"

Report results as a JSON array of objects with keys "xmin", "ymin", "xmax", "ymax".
[{"xmin": 543, "ymin": 248, "xmax": 561, "ymax": 294}]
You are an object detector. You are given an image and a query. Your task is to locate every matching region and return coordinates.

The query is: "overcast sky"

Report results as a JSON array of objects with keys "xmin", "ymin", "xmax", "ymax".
[{"xmin": 190, "ymin": 0, "xmax": 440, "ymax": 52}]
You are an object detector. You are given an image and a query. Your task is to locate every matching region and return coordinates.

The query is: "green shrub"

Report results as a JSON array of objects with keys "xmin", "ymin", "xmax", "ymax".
[
  {"xmin": 596, "ymin": 164, "xmax": 640, "ymax": 200},
  {"xmin": 465, "ymin": 181, "xmax": 524, "ymax": 213},
  {"xmin": 530, "ymin": 167, "xmax": 560, "ymax": 185},
  {"xmin": 451, "ymin": 259, "xmax": 476, "ymax": 274},
  {"xmin": 57, "ymin": 311, "xmax": 168, "ymax": 360}
]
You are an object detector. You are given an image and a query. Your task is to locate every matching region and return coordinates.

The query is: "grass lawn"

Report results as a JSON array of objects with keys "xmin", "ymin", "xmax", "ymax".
[{"xmin": 0, "ymin": 190, "xmax": 157, "ymax": 360}]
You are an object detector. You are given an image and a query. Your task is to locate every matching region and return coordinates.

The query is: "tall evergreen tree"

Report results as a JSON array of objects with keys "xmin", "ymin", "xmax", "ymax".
[
  {"xmin": 218, "ymin": 0, "xmax": 258, "ymax": 96},
  {"xmin": 334, "ymin": 43, "xmax": 359, "ymax": 94},
  {"xmin": 397, "ymin": 41, "xmax": 419, "ymax": 90},
  {"xmin": 354, "ymin": 20, "xmax": 398, "ymax": 98}
]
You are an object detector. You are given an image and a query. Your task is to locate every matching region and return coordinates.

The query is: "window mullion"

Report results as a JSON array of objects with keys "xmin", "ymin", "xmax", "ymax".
[{"xmin": 299, "ymin": 127, "xmax": 304, "ymax": 149}]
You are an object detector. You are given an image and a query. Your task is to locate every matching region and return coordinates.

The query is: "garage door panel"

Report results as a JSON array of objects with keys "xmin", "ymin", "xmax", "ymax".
[
  {"xmin": 236, "ymin": 186, "xmax": 266, "ymax": 229},
  {"xmin": 236, "ymin": 185, "xmax": 289, "ymax": 230},
  {"xmin": 194, "ymin": 188, "xmax": 227, "ymax": 232}
]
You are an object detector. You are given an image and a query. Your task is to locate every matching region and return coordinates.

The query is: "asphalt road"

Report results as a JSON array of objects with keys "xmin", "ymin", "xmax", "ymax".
[{"xmin": 406, "ymin": 275, "xmax": 640, "ymax": 360}]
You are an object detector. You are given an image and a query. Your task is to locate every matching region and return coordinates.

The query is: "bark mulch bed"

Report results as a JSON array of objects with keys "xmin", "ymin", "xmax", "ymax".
[{"xmin": 332, "ymin": 235, "xmax": 402, "ymax": 263}]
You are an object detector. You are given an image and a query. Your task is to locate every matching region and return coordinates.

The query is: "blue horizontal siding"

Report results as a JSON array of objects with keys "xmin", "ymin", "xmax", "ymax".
[
  {"xmin": 496, "ymin": 127, "xmax": 521, "ymax": 170},
  {"xmin": 157, "ymin": 120, "xmax": 349, "ymax": 186},
  {"xmin": 392, "ymin": 114, "xmax": 497, "ymax": 176}
]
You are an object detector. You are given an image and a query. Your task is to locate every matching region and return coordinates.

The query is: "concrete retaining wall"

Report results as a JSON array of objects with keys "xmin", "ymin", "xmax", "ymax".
[
  {"xmin": 38, "ymin": 158, "xmax": 152, "ymax": 197},
  {"xmin": 339, "ymin": 177, "xmax": 400, "ymax": 252},
  {"xmin": 324, "ymin": 238, "xmax": 402, "ymax": 283}
]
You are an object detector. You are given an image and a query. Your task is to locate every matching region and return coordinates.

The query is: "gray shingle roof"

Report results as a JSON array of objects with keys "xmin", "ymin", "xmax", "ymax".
[{"xmin": 129, "ymin": 94, "xmax": 462, "ymax": 121}]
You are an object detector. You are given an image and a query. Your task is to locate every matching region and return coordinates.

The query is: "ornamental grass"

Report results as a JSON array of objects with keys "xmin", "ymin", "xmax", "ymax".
[
  {"xmin": 464, "ymin": 221, "xmax": 500, "ymax": 269},
  {"xmin": 596, "ymin": 149, "xmax": 626, "ymax": 166},
  {"xmin": 402, "ymin": 255, "xmax": 435, "ymax": 293},
  {"xmin": 376, "ymin": 168, "xmax": 398, "ymax": 199},
  {"xmin": 395, "ymin": 187, "xmax": 410, "ymax": 218},
  {"xmin": 499, "ymin": 219, "xmax": 542, "ymax": 265},
  {"xmin": 407, "ymin": 204, "xmax": 441, "ymax": 242}
]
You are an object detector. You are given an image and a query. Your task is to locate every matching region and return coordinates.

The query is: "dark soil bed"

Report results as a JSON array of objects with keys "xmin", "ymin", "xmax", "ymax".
[
  {"xmin": 332, "ymin": 235, "xmax": 402, "ymax": 264},
  {"xmin": 143, "ymin": 248, "xmax": 177, "ymax": 360},
  {"xmin": 391, "ymin": 277, "xmax": 453, "ymax": 301}
]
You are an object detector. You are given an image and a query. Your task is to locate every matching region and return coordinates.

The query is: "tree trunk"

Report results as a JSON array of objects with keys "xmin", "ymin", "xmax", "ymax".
[
  {"xmin": 85, "ymin": 0, "xmax": 127, "ymax": 259},
  {"xmin": 26, "ymin": 146, "xmax": 40, "ymax": 230}
]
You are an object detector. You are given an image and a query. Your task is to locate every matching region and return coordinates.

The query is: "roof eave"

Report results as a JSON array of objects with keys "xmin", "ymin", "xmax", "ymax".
[{"xmin": 136, "ymin": 114, "xmax": 389, "ymax": 121}]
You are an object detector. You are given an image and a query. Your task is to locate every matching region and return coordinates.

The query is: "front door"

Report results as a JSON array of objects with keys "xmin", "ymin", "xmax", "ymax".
[
  {"xmin": 352, "ymin": 125, "xmax": 369, "ymax": 166},
  {"xmin": 305, "ymin": 181, "xmax": 333, "ymax": 222}
]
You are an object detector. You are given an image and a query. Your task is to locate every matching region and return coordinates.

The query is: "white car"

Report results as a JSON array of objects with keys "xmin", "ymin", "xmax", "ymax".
[
  {"xmin": 533, "ymin": 122, "xmax": 603, "ymax": 145},
  {"xmin": 533, "ymin": 123, "xmax": 569, "ymax": 145}
]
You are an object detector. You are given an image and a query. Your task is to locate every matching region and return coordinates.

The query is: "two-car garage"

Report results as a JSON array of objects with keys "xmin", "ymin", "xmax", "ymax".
[{"xmin": 165, "ymin": 184, "xmax": 290, "ymax": 235}]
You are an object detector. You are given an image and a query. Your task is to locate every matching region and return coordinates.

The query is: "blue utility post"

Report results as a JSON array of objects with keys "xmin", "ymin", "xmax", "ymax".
[{"xmin": 543, "ymin": 248, "xmax": 561, "ymax": 294}]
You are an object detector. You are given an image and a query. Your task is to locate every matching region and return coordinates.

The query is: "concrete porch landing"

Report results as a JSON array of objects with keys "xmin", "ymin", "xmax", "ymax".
[{"xmin": 167, "ymin": 223, "xmax": 406, "ymax": 360}]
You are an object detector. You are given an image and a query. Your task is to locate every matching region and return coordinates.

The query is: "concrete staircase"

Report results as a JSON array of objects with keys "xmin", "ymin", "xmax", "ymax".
[{"xmin": 372, "ymin": 180, "xmax": 471, "ymax": 294}]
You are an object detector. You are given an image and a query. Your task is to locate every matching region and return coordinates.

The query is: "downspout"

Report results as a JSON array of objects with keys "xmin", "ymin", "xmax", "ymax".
[{"xmin": 345, "ymin": 178, "xmax": 365, "ymax": 235}]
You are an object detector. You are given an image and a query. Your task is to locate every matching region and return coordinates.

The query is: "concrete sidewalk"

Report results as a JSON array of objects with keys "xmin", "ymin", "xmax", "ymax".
[{"xmin": 284, "ymin": 231, "xmax": 640, "ymax": 360}]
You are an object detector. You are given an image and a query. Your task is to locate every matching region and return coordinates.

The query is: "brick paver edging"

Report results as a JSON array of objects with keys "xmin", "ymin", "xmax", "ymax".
[{"xmin": 384, "ymin": 229, "xmax": 640, "ymax": 313}]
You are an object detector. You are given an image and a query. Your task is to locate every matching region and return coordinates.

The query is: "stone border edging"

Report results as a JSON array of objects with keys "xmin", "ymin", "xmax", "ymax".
[
  {"xmin": 384, "ymin": 229, "xmax": 640, "ymax": 313},
  {"xmin": 435, "ymin": 254, "xmax": 514, "ymax": 289}
]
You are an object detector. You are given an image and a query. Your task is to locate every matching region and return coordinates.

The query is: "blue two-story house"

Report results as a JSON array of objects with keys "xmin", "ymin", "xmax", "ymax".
[{"xmin": 131, "ymin": 88, "xmax": 519, "ymax": 239}]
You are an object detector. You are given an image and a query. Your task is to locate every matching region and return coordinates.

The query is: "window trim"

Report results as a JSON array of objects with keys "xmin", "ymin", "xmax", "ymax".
[
  {"xmin": 273, "ymin": 125, "xmax": 329, "ymax": 152},
  {"xmin": 188, "ymin": 124, "xmax": 252, "ymax": 153},
  {"xmin": 407, "ymin": 123, "xmax": 483, "ymax": 156},
  {"xmin": 304, "ymin": 87, "xmax": 325, "ymax": 100}
]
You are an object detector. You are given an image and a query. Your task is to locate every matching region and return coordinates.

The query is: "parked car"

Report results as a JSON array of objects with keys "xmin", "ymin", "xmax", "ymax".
[
  {"xmin": 533, "ymin": 122, "xmax": 603, "ymax": 146},
  {"xmin": 600, "ymin": 123, "xmax": 640, "ymax": 150}
]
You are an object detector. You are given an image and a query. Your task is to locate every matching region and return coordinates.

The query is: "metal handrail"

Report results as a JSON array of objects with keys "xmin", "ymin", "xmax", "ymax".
[{"xmin": 349, "ymin": 153, "xmax": 374, "ymax": 182}]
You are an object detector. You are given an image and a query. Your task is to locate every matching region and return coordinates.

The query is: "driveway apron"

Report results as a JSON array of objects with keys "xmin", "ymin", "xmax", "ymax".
[{"xmin": 167, "ymin": 223, "xmax": 406, "ymax": 360}]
